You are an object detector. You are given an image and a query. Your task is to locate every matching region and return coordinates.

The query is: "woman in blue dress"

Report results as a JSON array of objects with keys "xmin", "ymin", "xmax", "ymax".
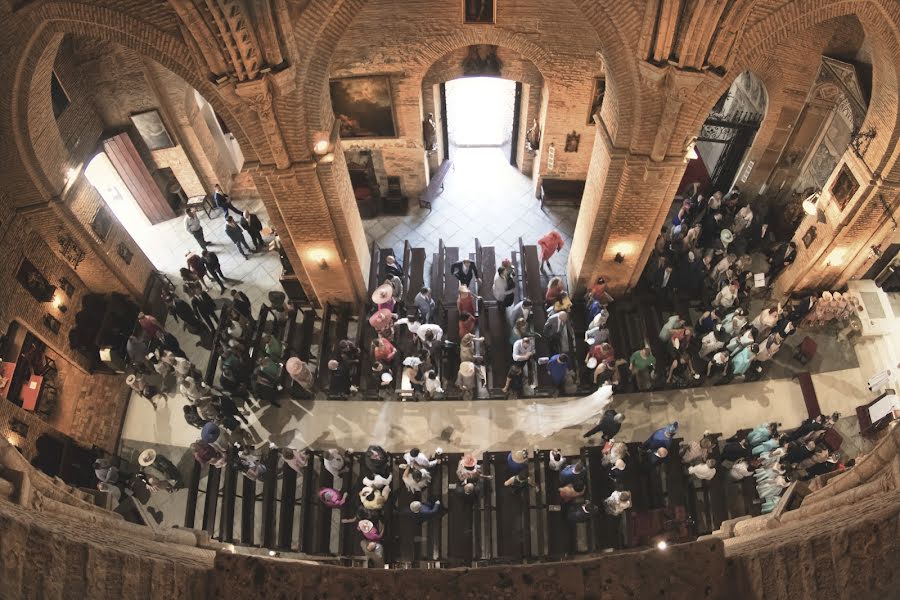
[{"xmin": 731, "ymin": 343, "xmax": 759, "ymax": 377}]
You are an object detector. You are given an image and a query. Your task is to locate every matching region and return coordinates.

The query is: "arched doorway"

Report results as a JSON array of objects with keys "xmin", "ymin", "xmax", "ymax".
[{"xmin": 688, "ymin": 71, "xmax": 768, "ymax": 195}]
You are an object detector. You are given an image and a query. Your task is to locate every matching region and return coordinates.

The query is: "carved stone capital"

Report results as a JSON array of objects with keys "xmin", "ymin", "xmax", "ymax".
[{"xmin": 235, "ymin": 76, "xmax": 290, "ymax": 168}]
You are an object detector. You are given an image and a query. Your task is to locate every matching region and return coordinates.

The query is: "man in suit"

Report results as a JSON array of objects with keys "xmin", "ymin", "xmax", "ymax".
[
  {"xmin": 767, "ymin": 241, "xmax": 797, "ymax": 284},
  {"xmin": 240, "ymin": 210, "xmax": 265, "ymax": 250},
  {"xmin": 225, "ymin": 216, "xmax": 252, "ymax": 258},
  {"xmin": 384, "ymin": 254, "xmax": 404, "ymax": 279},
  {"xmin": 450, "ymin": 258, "xmax": 481, "ymax": 287},
  {"xmin": 650, "ymin": 264, "xmax": 674, "ymax": 299}
]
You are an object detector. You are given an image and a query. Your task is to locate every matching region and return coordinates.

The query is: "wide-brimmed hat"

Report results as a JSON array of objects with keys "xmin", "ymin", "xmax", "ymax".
[
  {"xmin": 461, "ymin": 454, "xmax": 477, "ymax": 469},
  {"xmin": 126, "ymin": 374, "xmax": 137, "ymax": 386},
  {"xmin": 586, "ymin": 357, "xmax": 599, "ymax": 369},
  {"xmin": 372, "ymin": 283, "xmax": 394, "ymax": 304},
  {"xmin": 138, "ymin": 449, "xmax": 157, "ymax": 467},
  {"xmin": 403, "ymin": 356, "xmax": 422, "ymax": 368},
  {"xmin": 459, "ymin": 361, "xmax": 475, "ymax": 377},
  {"xmin": 380, "ymin": 372, "xmax": 393, "ymax": 384},
  {"xmin": 822, "ymin": 291, "xmax": 833, "ymax": 301},
  {"xmin": 720, "ymin": 229, "xmax": 734, "ymax": 244}
]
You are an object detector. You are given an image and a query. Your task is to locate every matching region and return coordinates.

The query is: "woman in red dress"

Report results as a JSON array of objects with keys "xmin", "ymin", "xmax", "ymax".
[{"xmin": 538, "ymin": 230, "xmax": 565, "ymax": 272}]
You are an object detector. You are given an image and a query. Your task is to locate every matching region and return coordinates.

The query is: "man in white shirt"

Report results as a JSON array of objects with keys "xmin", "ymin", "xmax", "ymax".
[
  {"xmin": 544, "ymin": 311, "xmax": 569, "ymax": 353},
  {"xmin": 416, "ymin": 323, "xmax": 444, "ymax": 344},
  {"xmin": 184, "ymin": 208, "xmax": 209, "ymax": 250},
  {"xmin": 688, "ymin": 459, "xmax": 718, "ymax": 481},
  {"xmin": 548, "ymin": 449, "xmax": 567, "ymax": 471},
  {"xmin": 404, "ymin": 447, "xmax": 440, "ymax": 469},
  {"xmin": 512, "ymin": 337, "xmax": 535, "ymax": 364}
]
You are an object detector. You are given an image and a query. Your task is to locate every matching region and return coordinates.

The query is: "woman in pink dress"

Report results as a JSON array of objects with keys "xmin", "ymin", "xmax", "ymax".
[{"xmin": 538, "ymin": 231, "xmax": 565, "ymax": 272}]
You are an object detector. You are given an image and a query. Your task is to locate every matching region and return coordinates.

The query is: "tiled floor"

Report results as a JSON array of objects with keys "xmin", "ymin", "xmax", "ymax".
[{"xmin": 365, "ymin": 147, "xmax": 579, "ymax": 276}]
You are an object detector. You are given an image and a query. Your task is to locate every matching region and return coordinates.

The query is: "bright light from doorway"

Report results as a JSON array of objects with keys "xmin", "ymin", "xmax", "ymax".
[{"xmin": 446, "ymin": 77, "xmax": 516, "ymax": 147}]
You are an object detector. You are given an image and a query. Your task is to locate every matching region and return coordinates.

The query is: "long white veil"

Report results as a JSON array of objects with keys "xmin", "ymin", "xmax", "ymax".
[{"xmin": 520, "ymin": 384, "xmax": 615, "ymax": 438}]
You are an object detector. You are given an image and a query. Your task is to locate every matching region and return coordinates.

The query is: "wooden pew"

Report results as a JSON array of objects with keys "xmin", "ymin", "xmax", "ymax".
[
  {"xmin": 485, "ymin": 451, "xmax": 526, "ymax": 561},
  {"xmin": 219, "ymin": 460, "xmax": 238, "ymax": 543},
  {"xmin": 277, "ymin": 460, "xmax": 299, "ymax": 550},
  {"xmin": 406, "ymin": 247, "xmax": 427, "ymax": 307},
  {"xmin": 444, "ymin": 453, "xmax": 475, "ymax": 565},
  {"xmin": 184, "ymin": 461, "xmax": 202, "ymax": 529},
  {"xmin": 202, "ymin": 465, "xmax": 222, "ymax": 537},
  {"xmin": 584, "ymin": 445, "xmax": 621, "ymax": 551},
  {"xmin": 433, "ymin": 242, "xmax": 445, "ymax": 312},
  {"xmin": 240, "ymin": 472, "xmax": 256, "ymax": 545},
  {"xmin": 539, "ymin": 450, "xmax": 576, "ymax": 557},
  {"xmin": 339, "ymin": 453, "xmax": 364, "ymax": 558},
  {"xmin": 442, "ymin": 245, "xmax": 460, "ymax": 306},
  {"xmin": 521, "ymin": 240, "xmax": 554, "ymax": 390},
  {"xmin": 315, "ymin": 304, "xmax": 335, "ymax": 392},
  {"xmin": 260, "ymin": 449, "xmax": 279, "ymax": 548},
  {"xmin": 390, "ymin": 456, "xmax": 422, "ymax": 565},
  {"xmin": 299, "ymin": 452, "xmax": 321, "ymax": 554}
]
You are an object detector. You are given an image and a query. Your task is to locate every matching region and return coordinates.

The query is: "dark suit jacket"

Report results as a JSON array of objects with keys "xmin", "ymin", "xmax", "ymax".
[
  {"xmin": 450, "ymin": 261, "xmax": 479, "ymax": 284},
  {"xmin": 240, "ymin": 214, "xmax": 263, "ymax": 234}
]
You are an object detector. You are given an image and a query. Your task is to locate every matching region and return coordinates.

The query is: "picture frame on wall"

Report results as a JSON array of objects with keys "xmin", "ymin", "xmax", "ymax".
[
  {"xmin": 587, "ymin": 78, "xmax": 606, "ymax": 125},
  {"xmin": 330, "ymin": 76, "xmax": 398, "ymax": 139},
  {"xmin": 462, "ymin": 0, "xmax": 495, "ymax": 24},
  {"xmin": 91, "ymin": 205, "xmax": 113, "ymax": 242},
  {"xmin": 43, "ymin": 314, "xmax": 61, "ymax": 335},
  {"xmin": 15, "ymin": 258, "xmax": 55, "ymax": 303},
  {"xmin": 129, "ymin": 109, "xmax": 175, "ymax": 151},
  {"xmin": 830, "ymin": 164, "xmax": 859, "ymax": 210},
  {"xmin": 802, "ymin": 226, "xmax": 818, "ymax": 249}
]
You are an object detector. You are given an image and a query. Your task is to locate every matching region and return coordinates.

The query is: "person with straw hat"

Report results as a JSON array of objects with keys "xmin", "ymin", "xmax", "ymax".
[
  {"xmin": 372, "ymin": 282, "xmax": 395, "ymax": 311},
  {"xmin": 285, "ymin": 357, "xmax": 315, "ymax": 393},
  {"xmin": 456, "ymin": 360, "xmax": 479, "ymax": 394}
]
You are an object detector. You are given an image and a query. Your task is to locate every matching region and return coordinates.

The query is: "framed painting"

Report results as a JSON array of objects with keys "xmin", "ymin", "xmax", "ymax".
[
  {"xmin": 130, "ymin": 109, "xmax": 175, "ymax": 150},
  {"xmin": 330, "ymin": 76, "xmax": 398, "ymax": 139},
  {"xmin": 463, "ymin": 0, "xmax": 495, "ymax": 24},
  {"xmin": 587, "ymin": 78, "xmax": 605, "ymax": 125},
  {"xmin": 802, "ymin": 226, "xmax": 818, "ymax": 249},
  {"xmin": 16, "ymin": 259, "xmax": 55, "ymax": 303},
  {"xmin": 91, "ymin": 205, "xmax": 113, "ymax": 242},
  {"xmin": 830, "ymin": 164, "xmax": 859, "ymax": 210}
]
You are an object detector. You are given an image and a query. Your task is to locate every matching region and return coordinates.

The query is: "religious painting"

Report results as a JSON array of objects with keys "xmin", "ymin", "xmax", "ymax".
[
  {"xmin": 330, "ymin": 76, "xmax": 398, "ymax": 139},
  {"xmin": 565, "ymin": 131, "xmax": 580, "ymax": 153},
  {"xmin": 830, "ymin": 164, "xmax": 859, "ymax": 210},
  {"xmin": 16, "ymin": 259, "xmax": 55, "ymax": 303},
  {"xmin": 58, "ymin": 277, "xmax": 75, "ymax": 297},
  {"xmin": 461, "ymin": 45, "xmax": 502, "ymax": 77},
  {"xmin": 42, "ymin": 314, "xmax": 61, "ymax": 335},
  {"xmin": 90, "ymin": 205, "xmax": 113, "ymax": 242},
  {"xmin": 117, "ymin": 242, "xmax": 133, "ymax": 265},
  {"xmin": 587, "ymin": 78, "xmax": 606, "ymax": 125},
  {"xmin": 802, "ymin": 226, "xmax": 818, "ymax": 249},
  {"xmin": 129, "ymin": 110, "xmax": 175, "ymax": 151},
  {"xmin": 463, "ymin": 0, "xmax": 495, "ymax": 24}
]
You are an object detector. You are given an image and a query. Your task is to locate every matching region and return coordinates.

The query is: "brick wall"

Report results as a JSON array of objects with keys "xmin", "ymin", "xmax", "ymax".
[{"xmin": 327, "ymin": 0, "xmax": 605, "ymax": 199}]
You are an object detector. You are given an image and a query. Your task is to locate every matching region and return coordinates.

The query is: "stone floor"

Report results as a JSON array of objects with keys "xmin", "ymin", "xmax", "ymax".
[{"xmin": 364, "ymin": 146, "xmax": 579, "ymax": 277}]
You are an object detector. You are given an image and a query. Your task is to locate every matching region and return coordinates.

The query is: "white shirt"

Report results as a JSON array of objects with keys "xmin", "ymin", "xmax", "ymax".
[
  {"xmin": 416, "ymin": 324, "xmax": 443, "ymax": 342},
  {"xmin": 548, "ymin": 453, "xmax": 567, "ymax": 471},
  {"xmin": 184, "ymin": 214, "xmax": 202, "ymax": 233},
  {"xmin": 362, "ymin": 473, "xmax": 392, "ymax": 489},
  {"xmin": 492, "ymin": 274, "xmax": 506, "ymax": 301},
  {"xmin": 395, "ymin": 318, "xmax": 421, "ymax": 335},
  {"xmin": 425, "ymin": 376, "xmax": 443, "ymax": 394},
  {"xmin": 729, "ymin": 460, "xmax": 753, "ymax": 481},
  {"xmin": 688, "ymin": 463, "xmax": 717, "ymax": 480},
  {"xmin": 404, "ymin": 451, "xmax": 438, "ymax": 469},
  {"xmin": 512, "ymin": 339, "xmax": 533, "ymax": 362},
  {"xmin": 588, "ymin": 310, "xmax": 609, "ymax": 329}
]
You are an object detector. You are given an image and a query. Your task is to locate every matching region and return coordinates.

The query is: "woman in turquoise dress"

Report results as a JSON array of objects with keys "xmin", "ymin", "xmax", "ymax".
[{"xmin": 730, "ymin": 343, "xmax": 758, "ymax": 377}]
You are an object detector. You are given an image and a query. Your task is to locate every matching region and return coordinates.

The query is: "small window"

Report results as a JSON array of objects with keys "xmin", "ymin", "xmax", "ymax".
[{"xmin": 50, "ymin": 71, "xmax": 70, "ymax": 119}]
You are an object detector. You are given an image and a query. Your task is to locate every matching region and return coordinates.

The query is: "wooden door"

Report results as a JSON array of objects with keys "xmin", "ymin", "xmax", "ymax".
[{"xmin": 102, "ymin": 132, "xmax": 175, "ymax": 225}]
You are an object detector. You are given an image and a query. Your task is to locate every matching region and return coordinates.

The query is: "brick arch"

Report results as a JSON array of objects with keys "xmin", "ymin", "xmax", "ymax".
[
  {"xmin": 420, "ymin": 45, "xmax": 543, "ymax": 90},
  {"xmin": 300, "ymin": 0, "xmax": 640, "ymax": 155},
  {"xmin": 6, "ymin": 2, "xmax": 264, "ymax": 206},
  {"xmin": 713, "ymin": 1, "xmax": 900, "ymax": 175}
]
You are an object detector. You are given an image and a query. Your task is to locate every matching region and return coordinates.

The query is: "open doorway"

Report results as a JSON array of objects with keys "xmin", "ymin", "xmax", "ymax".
[{"xmin": 445, "ymin": 77, "xmax": 518, "ymax": 163}]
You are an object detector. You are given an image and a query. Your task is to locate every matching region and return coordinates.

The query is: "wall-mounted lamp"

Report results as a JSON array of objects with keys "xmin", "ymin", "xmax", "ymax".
[
  {"xmin": 801, "ymin": 191, "xmax": 826, "ymax": 224},
  {"xmin": 614, "ymin": 253, "xmax": 625, "ymax": 264},
  {"xmin": 685, "ymin": 142, "xmax": 698, "ymax": 161},
  {"xmin": 826, "ymin": 247, "xmax": 847, "ymax": 267},
  {"xmin": 53, "ymin": 294, "xmax": 67, "ymax": 313},
  {"xmin": 312, "ymin": 251, "xmax": 329, "ymax": 270}
]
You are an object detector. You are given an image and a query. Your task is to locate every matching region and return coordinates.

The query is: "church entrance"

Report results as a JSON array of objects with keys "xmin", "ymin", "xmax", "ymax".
[{"xmin": 444, "ymin": 76, "xmax": 519, "ymax": 165}]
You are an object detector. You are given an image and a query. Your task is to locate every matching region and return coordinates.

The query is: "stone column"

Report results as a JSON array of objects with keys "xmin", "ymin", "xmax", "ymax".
[
  {"xmin": 567, "ymin": 121, "xmax": 688, "ymax": 294},
  {"xmin": 249, "ymin": 158, "xmax": 368, "ymax": 304}
]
